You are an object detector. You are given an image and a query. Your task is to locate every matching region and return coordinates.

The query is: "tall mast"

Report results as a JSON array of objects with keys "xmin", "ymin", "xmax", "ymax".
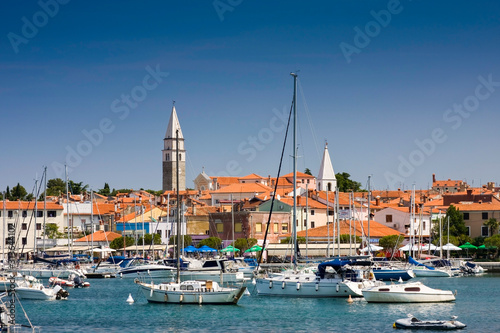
[
  {"xmin": 43, "ymin": 166, "xmax": 47, "ymax": 252},
  {"xmin": 176, "ymin": 129, "xmax": 181, "ymax": 283},
  {"xmin": 90, "ymin": 189, "xmax": 94, "ymax": 257},
  {"xmin": 336, "ymin": 187, "xmax": 340, "ymax": 256},
  {"xmin": 65, "ymin": 165, "xmax": 72, "ymax": 256},
  {"xmin": 33, "ymin": 177, "xmax": 38, "ymax": 261},
  {"xmin": 291, "ymin": 72, "xmax": 298, "ymax": 269},
  {"xmin": 367, "ymin": 175, "xmax": 371, "ymax": 255},
  {"xmin": 231, "ymin": 193, "xmax": 234, "ymax": 257},
  {"xmin": 2, "ymin": 191, "xmax": 5, "ymax": 265},
  {"xmin": 327, "ymin": 190, "xmax": 330, "ymax": 257},
  {"xmin": 305, "ymin": 184, "xmax": 308, "ymax": 259}
]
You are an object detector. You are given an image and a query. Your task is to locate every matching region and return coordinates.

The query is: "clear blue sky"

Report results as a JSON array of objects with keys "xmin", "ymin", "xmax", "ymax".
[{"xmin": 1, "ymin": 0, "xmax": 500, "ymax": 194}]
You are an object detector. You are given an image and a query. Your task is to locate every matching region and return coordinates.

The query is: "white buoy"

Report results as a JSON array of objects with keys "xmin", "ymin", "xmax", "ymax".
[{"xmin": 126, "ymin": 293, "xmax": 134, "ymax": 303}]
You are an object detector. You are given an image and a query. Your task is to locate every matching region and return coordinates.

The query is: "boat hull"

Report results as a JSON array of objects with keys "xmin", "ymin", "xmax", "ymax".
[
  {"xmin": 255, "ymin": 277, "xmax": 373, "ymax": 297},
  {"xmin": 412, "ymin": 268, "xmax": 452, "ymax": 277},
  {"xmin": 362, "ymin": 282, "xmax": 456, "ymax": 303},
  {"xmin": 138, "ymin": 282, "xmax": 246, "ymax": 304}
]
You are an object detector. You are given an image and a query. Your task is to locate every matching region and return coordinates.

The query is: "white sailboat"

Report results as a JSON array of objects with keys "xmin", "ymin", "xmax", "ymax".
[
  {"xmin": 135, "ymin": 118, "xmax": 246, "ymax": 304},
  {"xmin": 255, "ymin": 73, "xmax": 383, "ymax": 298}
]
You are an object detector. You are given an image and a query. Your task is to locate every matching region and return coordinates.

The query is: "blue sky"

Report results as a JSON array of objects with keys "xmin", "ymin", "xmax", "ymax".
[{"xmin": 1, "ymin": 0, "xmax": 500, "ymax": 194}]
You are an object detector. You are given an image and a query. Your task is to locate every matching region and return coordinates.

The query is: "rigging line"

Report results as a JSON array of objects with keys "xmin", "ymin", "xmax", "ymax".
[
  {"xmin": 17, "ymin": 174, "xmax": 44, "ymax": 258},
  {"xmin": 257, "ymin": 96, "xmax": 293, "ymax": 268},
  {"xmin": 185, "ymin": 152, "xmax": 197, "ymax": 186},
  {"xmin": 297, "ymin": 78, "xmax": 321, "ymax": 162}
]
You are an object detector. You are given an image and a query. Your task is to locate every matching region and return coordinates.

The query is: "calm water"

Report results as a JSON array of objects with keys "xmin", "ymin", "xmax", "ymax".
[{"xmin": 14, "ymin": 273, "xmax": 500, "ymax": 332}]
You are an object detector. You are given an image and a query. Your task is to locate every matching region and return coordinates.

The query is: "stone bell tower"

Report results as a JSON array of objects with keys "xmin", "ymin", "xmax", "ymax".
[{"xmin": 162, "ymin": 104, "xmax": 186, "ymax": 192}]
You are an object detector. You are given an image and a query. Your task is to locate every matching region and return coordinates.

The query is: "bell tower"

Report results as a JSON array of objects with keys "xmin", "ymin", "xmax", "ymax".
[{"xmin": 162, "ymin": 104, "xmax": 186, "ymax": 192}]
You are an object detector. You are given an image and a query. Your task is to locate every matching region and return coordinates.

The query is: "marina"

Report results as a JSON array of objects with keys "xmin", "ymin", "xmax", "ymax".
[{"xmin": 7, "ymin": 273, "xmax": 500, "ymax": 332}]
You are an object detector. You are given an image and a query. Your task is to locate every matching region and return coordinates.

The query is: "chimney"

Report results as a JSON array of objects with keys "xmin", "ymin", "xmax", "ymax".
[
  {"xmin": 375, "ymin": 196, "xmax": 380, "ymax": 206},
  {"xmin": 467, "ymin": 189, "xmax": 472, "ymax": 198},
  {"xmin": 432, "ymin": 174, "xmax": 436, "ymax": 183}
]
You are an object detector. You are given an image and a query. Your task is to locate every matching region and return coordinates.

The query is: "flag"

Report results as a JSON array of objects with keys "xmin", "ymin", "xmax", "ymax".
[{"xmin": 151, "ymin": 217, "xmax": 157, "ymax": 222}]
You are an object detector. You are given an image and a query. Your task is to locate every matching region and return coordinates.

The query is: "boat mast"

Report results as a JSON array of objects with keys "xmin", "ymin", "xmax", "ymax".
[
  {"xmin": 367, "ymin": 175, "xmax": 371, "ymax": 255},
  {"xmin": 291, "ymin": 72, "xmax": 298, "ymax": 270},
  {"xmin": 90, "ymin": 189, "xmax": 94, "ymax": 258},
  {"xmin": 33, "ymin": 177, "xmax": 38, "ymax": 262},
  {"xmin": 65, "ymin": 165, "xmax": 72, "ymax": 256},
  {"xmin": 176, "ymin": 129, "xmax": 181, "ymax": 283},
  {"xmin": 305, "ymin": 184, "xmax": 308, "ymax": 259},
  {"xmin": 326, "ymin": 190, "xmax": 329, "ymax": 257},
  {"xmin": 43, "ymin": 166, "xmax": 47, "ymax": 252},
  {"xmin": 231, "ymin": 193, "xmax": 234, "ymax": 258},
  {"xmin": 2, "ymin": 191, "xmax": 5, "ymax": 265},
  {"xmin": 336, "ymin": 186, "xmax": 340, "ymax": 256}
]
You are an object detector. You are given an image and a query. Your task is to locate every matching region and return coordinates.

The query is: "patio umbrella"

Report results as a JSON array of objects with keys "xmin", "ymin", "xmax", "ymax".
[
  {"xmin": 197, "ymin": 245, "xmax": 217, "ymax": 253},
  {"xmin": 436, "ymin": 243, "xmax": 462, "ymax": 251},
  {"xmin": 360, "ymin": 244, "xmax": 383, "ymax": 252},
  {"xmin": 478, "ymin": 244, "xmax": 497, "ymax": 250},
  {"xmin": 182, "ymin": 245, "xmax": 199, "ymax": 253},
  {"xmin": 399, "ymin": 243, "xmax": 418, "ymax": 252},
  {"xmin": 420, "ymin": 243, "xmax": 437, "ymax": 251},
  {"xmin": 244, "ymin": 245, "xmax": 263, "ymax": 253},
  {"xmin": 459, "ymin": 242, "xmax": 477, "ymax": 249},
  {"xmin": 221, "ymin": 245, "xmax": 240, "ymax": 253}
]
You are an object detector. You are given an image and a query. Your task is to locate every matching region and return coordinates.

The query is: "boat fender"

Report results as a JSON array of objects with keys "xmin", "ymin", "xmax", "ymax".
[
  {"xmin": 179, "ymin": 294, "xmax": 184, "ymax": 303},
  {"xmin": 336, "ymin": 284, "xmax": 340, "ymax": 293},
  {"xmin": 454, "ymin": 290, "xmax": 457, "ymax": 296},
  {"xmin": 198, "ymin": 294, "xmax": 203, "ymax": 305},
  {"xmin": 369, "ymin": 272, "xmax": 375, "ymax": 280},
  {"xmin": 269, "ymin": 280, "xmax": 273, "ymax": 289},
  {"xmin": 315, "ymin": 283, "xmax": 319, "ymax": 291},
  {"xmin": 296, "ymin": 282, "xmax": 301, "ymax": 291},
  {"xmin": 282, "ymin": 282, "xmax": 286, "ymax": 289}
]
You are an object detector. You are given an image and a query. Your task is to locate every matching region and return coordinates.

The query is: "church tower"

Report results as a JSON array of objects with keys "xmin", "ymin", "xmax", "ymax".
[
  {"xmin": 317, "ymin": 142, "xmax": 337, "ymax": 192},
  {"xmin": 162, "ymin": 105, "xmax": 186, "ymax": 192}
]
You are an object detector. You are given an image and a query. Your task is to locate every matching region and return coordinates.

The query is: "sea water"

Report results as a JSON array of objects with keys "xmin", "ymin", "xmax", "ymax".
[{"xmin": 15, "ymin": 273, "xmax": 500, "ymax": 332}]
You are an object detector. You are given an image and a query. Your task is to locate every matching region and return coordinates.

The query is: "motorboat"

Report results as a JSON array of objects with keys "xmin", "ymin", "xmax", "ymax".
[
  {"xmin": 371, "ymin": 260, "xmax": 415, "ymax": 281},
  {"xmin": 135, "ymin": 279, "xmax": 247, "ymax": 304},
  {"xmin": 178, "ymin": 258, "xmax": 246, "ymax": 283},
  {"xmin": 459, "ymin": 261, "xmax": 487, "ymax": 275},
  {"xmin": 394, "ymin": 314, "xmax": 466, "ymax": 330},
  {"xmin": 117, "ymin": 258, "xmax": 176, "ymax": 279},
  {"xmin": 15, "ymin": 277, "xmax": 69, "ymax": 300},
  {"xmin": 408, "ymin": 256, "xmax": 453, "ymax": 277},
  {"xmin": 255, "ymin": 258, "xmax": 384, "ymax": 298},
  {"xmin": 49, "ymin": 275, "xmax": 90, "ymax": 288},
  {"xmin": 362, "ymin": 281, "xmax": 456, "ymax": 303}
]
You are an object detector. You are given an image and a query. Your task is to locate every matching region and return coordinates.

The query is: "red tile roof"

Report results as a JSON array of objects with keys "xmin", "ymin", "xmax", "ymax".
[{"xmin": 75, "ymin": 230, "xmax": 122, "ymax": 242}]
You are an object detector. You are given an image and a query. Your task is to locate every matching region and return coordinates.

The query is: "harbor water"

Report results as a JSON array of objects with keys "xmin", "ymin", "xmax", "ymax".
[{"xmin": 15, "ymin": 273, "xmax": 500, "ymax": 332}]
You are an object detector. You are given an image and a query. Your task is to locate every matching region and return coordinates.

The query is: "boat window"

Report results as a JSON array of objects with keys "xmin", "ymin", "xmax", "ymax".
[
  {"xmin": 379, "ymin": 288, "xmax": 390, "ymax": 292},
  {"xmin": 404, "ymin": 287, "xmax": 420, "ymax": 292},
  {"xmin": 180, "ymin": 285, "xmax": 187, "ymax": 290},
  {"xmin": 187, "ymin": 285, "xmax": 194, "ymax": 291},
  {"xmin": 202, "ymin": 261, "xmax": 219, "ymax": 268}
]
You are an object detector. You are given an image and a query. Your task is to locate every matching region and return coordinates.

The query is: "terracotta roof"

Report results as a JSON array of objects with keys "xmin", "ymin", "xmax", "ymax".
[
  {"xmin": 211, "ymin": 182, "xmax": 272, "ymax": 194},
  {"xmin": 0, "ymin": 201, "xmax": 63, "ymax": 210},
  {"xmin": 238, "ymin": 173, "xmax": 265, "ymax": 180},
  {"xmin": 211, "ymin": 176, "xmax": 239, "ymax": 185},
  {"xmin": 433, "ymin": 179, "xmax": 463, "ymax": 187},
  {"xmin": 75, "ymin": 230, "xmax": 122, "ymax": 242},
  {"xmin": 295, "ymin": 219, "xmax": 402, "ymax": 238},
  {"xmin": 452, "ymin": 201, "xmax": 500, "ymax": 211},
  {"xmin": 278, "ymin": 197, "xmax": 327, "ymax": 209},
  {"xmin": 281, "ymin": 171, "xmax": 316, "ymax": 179}
]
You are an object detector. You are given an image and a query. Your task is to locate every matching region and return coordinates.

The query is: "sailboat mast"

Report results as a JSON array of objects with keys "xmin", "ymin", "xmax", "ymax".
[
  {"xmin": 291, "ymin": 72, "xmax": 298, "ymax": 269},
  {"xmin": 43, "ymin": 166, "xmax": 47, "ymax": 252},
  {"xmin": 176, "ymin": 129, "xmax": 181, "ymax": 283},
  {"xmin": 367, "ymin": 175, "xmax": 371, "ymax": 254},
  {"xmin": 65, "ymin": 165, "xmax": 72, "ymax": 256}
]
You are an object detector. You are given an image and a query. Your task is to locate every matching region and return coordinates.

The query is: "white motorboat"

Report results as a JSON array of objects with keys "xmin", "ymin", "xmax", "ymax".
[
  {"xmin": 394, "ymin": 314, "xmax": 466, "ymax": 330},
  {"xmin": 15, "ymin": 277, "xmax": 69, "ymax": 300},
  {"xmin": 409, "ymin": 256, "xmax": 453, "ymax": 277},
  {"xmin": 117, "ymin": 259, "xmax": 175, "ymax": 279},
  {"xmin": 362, "ymin": 281, "xmax": 456, "ymax": 303},
  {"xmin": 136, "ymin": 279, "xmax": 246, "ymax": 304},
  {"xmin": 256, "ymin": 258, "xmax": 384, "ymax": 298},
  {"xmin": 178, "ymin": 258, "xmax": 246, "ymax": 283}
]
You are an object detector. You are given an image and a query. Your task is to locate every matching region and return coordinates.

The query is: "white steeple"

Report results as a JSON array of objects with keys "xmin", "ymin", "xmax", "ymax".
[
  {"xmin": 165, "ymin": 105, "xmax": 183, "ymax": 139},
  {"xmin": 317, "ymin": 142, "xmax": 336, "ymax": 191}
]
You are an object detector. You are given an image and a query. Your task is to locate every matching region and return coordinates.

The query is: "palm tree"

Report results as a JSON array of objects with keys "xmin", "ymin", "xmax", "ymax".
[{"xmin": 484, "ymin": 218, "xmax": 499, "ymax": 237}]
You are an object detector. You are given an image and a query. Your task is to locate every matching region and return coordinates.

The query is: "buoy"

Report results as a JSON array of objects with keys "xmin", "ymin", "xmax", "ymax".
[
  {"xmin": 198, "ymin": 294, "xmax": 203, "ymax": 305},
  {"xmin": 347, "ymin": 295, "xmax": 353, "ymax": 304},
  {"xmin": 315, "ymin": 283, "xmax": 319, "ymax": 291},
  {"xmin": 282, "ymin": 281, "xmax": 286, "ymax": 289},
  {"xmin": 336, "ymin": 284, "xmax": 340, "ymax": 292},
  {"xmin": 120, "ymin": 273, "xmax": 123, "ymax": 278},
  {"xmin": 269, "ymin": 280, "xmax": 273, "ymax": 289},
  {"xmin": 126, "ymin": 293, "xmax": 134, "ymax": 303},
  {"xmin": 296, "ymin": 282, "xmax": 301, "ymax": 291}
]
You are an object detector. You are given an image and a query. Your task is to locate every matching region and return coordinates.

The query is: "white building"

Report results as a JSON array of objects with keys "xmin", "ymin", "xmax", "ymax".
[{"xmin": 373, "ymin": 206, "xmax": 432, "ymax": 239}]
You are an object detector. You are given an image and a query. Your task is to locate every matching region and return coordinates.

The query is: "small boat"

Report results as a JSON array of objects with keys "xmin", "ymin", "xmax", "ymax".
[
  {"xmin": 135, "ymin": 279, "xmax": 247, "ymax": 304},
  {"xmin": 362, "ymin": 281, "xmax": 456, "ymax": 303},
  {"xmin": 394, "ymin": 315, "xmax": 466, "ymax": 330},
  {"xmin": 49, "ymin": 275, "xmax": 90, "ymax": 288},
  {"xmin": 16, "ymin": 277, "xmax": 69, "ymax": 300}
]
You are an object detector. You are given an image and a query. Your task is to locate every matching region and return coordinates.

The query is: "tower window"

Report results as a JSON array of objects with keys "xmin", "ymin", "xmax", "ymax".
[
  {"xmin": 166, "ymin": 153, "xmax": 170, "ymax": 161},
  {"xmin": 179, "ymin": 153, "xmax": 182, "ymax": 161}
]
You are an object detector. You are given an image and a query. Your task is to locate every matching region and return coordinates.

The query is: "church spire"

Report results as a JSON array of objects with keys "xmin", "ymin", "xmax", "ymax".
[
  {"xmin": 317, "ymin": 141, "xmax": 336, "ymax": 191},
  {"xmin": 162, "ymin": 103, "xmax": 186, "ymax": 192},
  {"xmin": 165, "ymin": 105, "xmax": 184, "ymax": 139}
]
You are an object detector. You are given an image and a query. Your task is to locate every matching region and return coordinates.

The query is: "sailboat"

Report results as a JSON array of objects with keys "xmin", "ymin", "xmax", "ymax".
[
  {"xmin": 255, "ymin": 73, "xmax": 383, "ymax": 297},
  {"xmin": 135, "ymin": 124, "xmax": 246, "ymax": 304}
]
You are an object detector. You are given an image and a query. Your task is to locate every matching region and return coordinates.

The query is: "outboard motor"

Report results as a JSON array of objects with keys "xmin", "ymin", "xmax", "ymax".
[{"xmin": 73, "ymin": 275, "xmax": 83, "ymax": 288}]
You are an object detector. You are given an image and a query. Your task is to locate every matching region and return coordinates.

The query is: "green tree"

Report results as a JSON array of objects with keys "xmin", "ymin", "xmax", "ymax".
[
  {"xmin": 335, "ymin": 172, "xmax": 363, "ymax": 192},
  {"xmin": 378, "ymin": 235, "xmax": 403, "ymax": 253},
  {"xmin": 138, "ymin": 233, "xmax": 162, "ymax": 245},
  {"xmin": 169, "ymin": 235, "xmax": 192, "ymax": 247},
  {"xmin": 10, "ymin": 183, "xmax": 28, "ymax": 201},
  {"xmin": 484, "ymin": 234, "xmax": 500, "ymax": 257},
  {"xmin": 111, "ymin": 189, "xmax": 133, "ymax": 196},
  {"xmin": 110, "ymin": 236, "xmax": 135, "ymax": 250},
  {"xmin": 197, "ymin": 237, "xmax": 222, "ymax": 249},
  {"xmin": 68, "ymin": 180, "xmax": 88, "ymax": 195},
  {"xmin": 234, "ymin": 238, "xmax": 257, "ymax": 252},
  {"xmin": 98, "ymin": 183, "xmax": 111, "ymax": 196},
  {"xmin": 280, "ymin": 236, "xmax": 306, "ymax": 244},
  {"xmin": 433, "ymin": 205, "xmax": 469, "ymax": 243},
  {"xmin": 46, "ymin": 178, "xmax": 66, "ymax": 196},
  {"xmin": 339, "ymin": 234, "xmax": 362, "ymax": 244},
  {"xmin": 304, "ymin": 168, "xmax": 312, "ymax": 176},
  {"xmin": 5, "ymin": 186, "xmax": 10, "ymax": 200},
  {"xmin": 484, "ymin": 218, "xmax": 499, "ymax": 237},
  {"xmin": 44, "ymin": 223, "xmax": 64, "ymax": 239}
]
